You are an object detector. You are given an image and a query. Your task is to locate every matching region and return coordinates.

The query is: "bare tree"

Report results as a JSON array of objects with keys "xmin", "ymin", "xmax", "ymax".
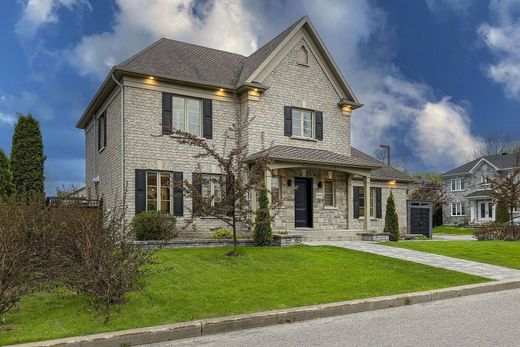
[
  {"xmin": 473, "ymin": 130, "xmax": 518, "ymax": 159},
  {"xmin": 168, "ymin": 106, "xmax": 283, "ymax": 256},
  {"xmin": 488, "ymin": 152, "xmax": 520, "ymax": 236}
]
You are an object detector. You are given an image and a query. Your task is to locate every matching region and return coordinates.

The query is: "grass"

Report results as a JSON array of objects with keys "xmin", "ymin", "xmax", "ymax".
[
  {"xmin": 433, "ymin": 226, "xmax": 475, "ymax": 235},
  {"xmin": 0, "ymin": 245, "xmax": 488, "ymax": 345},
  {"xmin": 382, "ymin": 241, "xmax": 520, "ymax": 270}
]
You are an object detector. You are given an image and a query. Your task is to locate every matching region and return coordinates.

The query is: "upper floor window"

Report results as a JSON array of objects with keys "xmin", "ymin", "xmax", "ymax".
[
  {"xmin": 292, "ymin": 108, "xmax": 314, "ymax": 138},
  {"xmin": 450, "ymin": 177, "xmax": 465, "ymax": 191},
  {"xmin": 480, "ymin": 176, "xmax": 489, "ymax": 184},
  {"xmin": 97, "ymin": 111, "xmax": 106, "ymax": 151},
  {"xmin": 172, "ymin": 96, "xmax": 201, "ymax": 136}
]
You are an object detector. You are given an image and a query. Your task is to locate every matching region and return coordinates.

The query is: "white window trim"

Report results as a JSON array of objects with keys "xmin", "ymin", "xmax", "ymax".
[
  {"xmin": 146, "ymin": 171, "xmax": 172, "ymax": 213},
  {"xmin": 451, "ymin": 202, "xmax": 465, "ymax": 216},
  {"xmin": 324, "ymin": 180, "xmax": 335, "ymax": 207},
  {"xmin": 172, "ymin": 95, "xmax": 202, "ymax": 137},
  {"xmin": 291, "ymin": 108, "xmax": 315, "ymax": 139},
  {"xmin": 450, "ymin": 178, "xmax": 465, "ymax": 191}
]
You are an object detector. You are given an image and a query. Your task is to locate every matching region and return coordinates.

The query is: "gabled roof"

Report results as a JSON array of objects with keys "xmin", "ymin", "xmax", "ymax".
[
  {"xmin": 77, "ymin": 15, "xmax": 361, "ymax": 128},
  {"xmin": 441, "ymin": 152, "xmax": 520, "ymax": 177},
  {"xmin": 351, "ymin": 148, "xmax": 413, "ymax": 182}
]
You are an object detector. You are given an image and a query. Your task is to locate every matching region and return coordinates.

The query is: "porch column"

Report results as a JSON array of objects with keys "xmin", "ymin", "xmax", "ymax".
[
  {"xmin": 363, "ymin": 176, "xmax": 371, "ymax": 230},
  {"xmin": 347, "ymin": 174, "xmax": 354, "ymax": 229},
  {"xmin": 265, "ymin": 170, "xmax": 272, "ymax": 204}
]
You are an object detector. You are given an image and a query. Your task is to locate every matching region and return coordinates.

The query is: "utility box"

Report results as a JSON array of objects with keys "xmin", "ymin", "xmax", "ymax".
[{"xmin": 407, "ymin": 200, "xmax": 433, "ymax": 238}]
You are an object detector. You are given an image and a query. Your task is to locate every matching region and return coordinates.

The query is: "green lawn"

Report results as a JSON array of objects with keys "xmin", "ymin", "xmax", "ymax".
[
  {"xmin": 433, "ymin": 226, "xmax": 475, "ymax": 235},
  {"xmin": 383, "ymin": 241, "xmax": 520, "ymax": 269},
  {"xmin": 1, "ymin": 245, "xmax": 488, "ymax": 345}
]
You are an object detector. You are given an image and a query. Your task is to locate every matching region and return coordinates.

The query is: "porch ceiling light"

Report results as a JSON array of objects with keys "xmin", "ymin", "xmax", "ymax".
[{"xmin": 148, "ymin": 76, "xmax": 154, "ymax": 80}]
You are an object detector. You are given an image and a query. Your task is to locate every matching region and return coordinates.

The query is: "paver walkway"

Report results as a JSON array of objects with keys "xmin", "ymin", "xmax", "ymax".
[{"xmin": 305, "ymin": 241, "xmax": 520, "ymax": 281}]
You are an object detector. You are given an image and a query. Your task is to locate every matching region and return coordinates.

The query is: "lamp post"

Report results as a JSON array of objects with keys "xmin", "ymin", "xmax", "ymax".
[{"xmin": 380, "ymin": 144, "xmax": 390, "ymax": 166}]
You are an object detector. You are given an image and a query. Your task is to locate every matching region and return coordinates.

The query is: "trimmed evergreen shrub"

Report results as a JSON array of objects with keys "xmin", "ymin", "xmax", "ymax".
[
  {"xmin": 384, "ymin": 191, "xmax": 400, "ymax": 241},
  {"xmin": 496, "ymin": 200, "xmax": 510, "ymax": 224},
  {"xmin": 253, "ymin": 183, "xmax": 273, "ymax": 246},
  {"xmin": 132, "ymin": 211, "xmax": 177, "ymax": 240},
  {"xmin": 10, "ymin": 114, "xmax": 46, "ymax": 195},
  {"xmin": 0, "ymin": 148, "xmax": 15, "ymax": 200}
]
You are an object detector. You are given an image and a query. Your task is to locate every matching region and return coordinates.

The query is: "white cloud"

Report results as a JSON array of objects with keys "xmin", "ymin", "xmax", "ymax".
[
  {"xmin": 15, "ymin": 0, "xmax": 91, "ymax": 39},
  {"xmin": 425, "ymin": 0, "xmax": 472, "ymax": 16},
  {"xmin": 478, "ymin": 0, "xmax": 520, "ymax": 99},
  {"xmin": 0, "ymin": 91, "xmax": 55, "ymax": 121},
  {"xmin": 0, "ymin": 112, "xmax": 17, "ymax": 127},
  {"xmin": 68, "ymin": 0, "xmax": 259, "ymax": 79}
]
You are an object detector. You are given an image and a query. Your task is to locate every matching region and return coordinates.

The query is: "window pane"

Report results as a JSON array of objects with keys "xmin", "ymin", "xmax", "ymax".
[
  {"xmin": 303, "ymin": 111, "xmax": 313, "ymax": 138},
  {"xmin": 359, "ymin": 188, "xmax": 365, "ymax": 217},
  {"xmin": 172, "ymin": 96, "xmax": 185, "ymax": 131},
  {"xmin": 160, "ymin": 201, "xmax": 170, "ymax": 213},
  {"xmin": 147, "ymin": 172, "xmax": 157, "ymax": 186},
  {"xmin": 201, "ymin": 177, "xmax": 211, "ymax": 198},
  {"xmin": 452, "ymin": 204, "xmax": 456, "ymax": 215},
  {"xmin": 292, "ymin": 109, "xmax": 301, "ymax": 136},
  {"xmin": 147, "ymin": 200, "xmax": 157, "ymax": 211},
  {"xmin": 187, "ymin": 99, "xmax": 201, "ymax": 135},
  {"xmin": 324, "ymin": 181, "xmax": 333, "ymax": 206},
  {"xmin": 271, "ymin": 176, "xmax": 280, "ymax": 202},
  {"xmin": 214, "ymin": 181, "xmax": 222, "ymax": 203}
]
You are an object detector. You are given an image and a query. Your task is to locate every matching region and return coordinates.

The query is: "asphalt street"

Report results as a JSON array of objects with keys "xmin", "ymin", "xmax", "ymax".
[{"xmin": 144, "ymin": 288, "xmax": 520, "ymax": 347}]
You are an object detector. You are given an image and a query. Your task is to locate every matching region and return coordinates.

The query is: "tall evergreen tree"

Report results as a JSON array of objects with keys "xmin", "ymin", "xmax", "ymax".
[
  {"xmin": 11, "ymin": 114, "xmax": 46, "ymax": 195},
  {"xmin": 0, "ymin": 148, "xmax": 15, "ymax": 199},
  {"xmin": 384, "ymin": 191, "xmax": 400, "ymax": 241},
  {"xmin": 253, "ymin": 182, "xmax": 273, "ymax": 246}
]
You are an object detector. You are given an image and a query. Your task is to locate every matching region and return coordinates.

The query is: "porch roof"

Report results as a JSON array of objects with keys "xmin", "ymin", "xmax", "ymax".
[
  {"xmin": 465, "ymin": 190, "xmax": 492, "ymax": 200},
  {"xmin": 247, "ymin": 145, "xmax": 383, "ymax": 169}
]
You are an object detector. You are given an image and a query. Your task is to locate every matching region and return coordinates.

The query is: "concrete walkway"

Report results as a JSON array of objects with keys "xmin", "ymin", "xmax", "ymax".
[{"xmin": 305, "ymin": 241, "xmax": 520, "ymax": 281}]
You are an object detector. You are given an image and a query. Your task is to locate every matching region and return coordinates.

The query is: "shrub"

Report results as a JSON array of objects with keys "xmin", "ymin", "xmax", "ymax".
[
  {"xmin": 253, "ymin": 183, "xmax": 273, "ymax": 246},
  {"xmin": 384, "ymin": 191, "xmax": 400, "ymax": 241},
  {"xmin": 49, "ymin": 200, "xmax": 153, "ymax": 322},
  {"xmin": 212, "ymin": 227, "xmax": 233, "ymax": 239},
  {"xmin": 474, "ymin": 223, "xmax": 519, "ymax": 241},
  {"xmin": 496, "ymin": 200, "xmax": 510, "ymax": 224},
  {"xmin": 132, "ymin": 210, "xmax": 177, "ymax": 241},
  {"xmin": 0, "ymin": 194, "xmax": 47, "ymax": 322},
  {"xmin": 0, "ymin": 148, "xmax": 14, "ymax": 200}
]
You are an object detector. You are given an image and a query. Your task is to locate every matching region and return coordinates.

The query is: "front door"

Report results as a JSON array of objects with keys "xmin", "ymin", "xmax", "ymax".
[{"xmin": 294, "ymin": 177, "xmax": 312, "ymax": 228}]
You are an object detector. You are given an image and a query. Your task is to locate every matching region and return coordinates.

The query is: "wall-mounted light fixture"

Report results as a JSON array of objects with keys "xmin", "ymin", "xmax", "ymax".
[
  {"xmin": 317, "ymin": 181, "xmax": 323, "ymax": 189},
  {"xmin": 287, "ymin": 179, "xmax": 292, "ymax": 187}
]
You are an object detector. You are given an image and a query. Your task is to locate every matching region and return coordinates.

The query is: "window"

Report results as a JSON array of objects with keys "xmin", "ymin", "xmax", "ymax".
[
  {"xmin": 450, "ymin": 178, "xmax": 465, "ymax": 191},
  {"xmin": 171, "ymin": 95, "xmax": 201, "ymax": 136},
  {"xmin": 488, "ymin": 203, "xmax": 493, "ymax": 219},
  {"xmin": 355, "ymin": 187, "xmax": 381, "ymax": 218},
  {"xmin": 291, "ymin": 108, "xmax": 314, "ymax": 138},
  {"xmin": 201, "ymin": 174, "xmax": 223, "ymax": 207},
  {"xmin": 146, "ymin": 171, "xmax": 172, "ymax": 213},
  {"xmin": 324, "ymin": 180, "xmax": 334, "ymax": 206},
  {"xmin": 97, "ymin": 111, "xmax": 106, "ymax": 151},
  {"xmin": 481, "ymin": 176, "xmax": 489, "ymax": 184},
  {"xmin": 271, "ymin": 176, "xmax": 281, "ymax": 203},
  {"xmin": 451, "ymin": 202, "xmax": 465, "ymax": 216}
]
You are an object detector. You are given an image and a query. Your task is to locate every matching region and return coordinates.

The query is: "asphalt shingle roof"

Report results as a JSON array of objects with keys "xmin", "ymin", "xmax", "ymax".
[
  {"xmin": 247, "ymin": 145, "xmax": 412, "ymax": 182},
  {"xmin": 442, "ymin": 152, "xmax": 520, "ymax": 176},
  {"xmin": 465, "ymin": 190, "xmax": 492, "ymax": 199}
]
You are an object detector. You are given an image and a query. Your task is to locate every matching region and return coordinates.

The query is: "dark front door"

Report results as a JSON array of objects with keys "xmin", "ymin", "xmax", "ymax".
[{"xmin": 295, "ymin": 177, "xmax": 312, "ymax": 228}]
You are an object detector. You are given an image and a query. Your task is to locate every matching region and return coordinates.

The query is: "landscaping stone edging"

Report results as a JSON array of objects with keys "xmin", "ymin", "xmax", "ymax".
[
  {"xmin": 133, "ymin": 239, "xmax": 254, "ymax": 249},
  {"xmin": 10, "ymin": 280, "xmax": 520, "ymax": 347}
]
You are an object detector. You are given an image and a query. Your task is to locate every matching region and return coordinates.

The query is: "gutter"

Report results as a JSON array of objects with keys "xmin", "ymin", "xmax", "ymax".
[{"xmin": 111, "ymin": 73, "xmax": 125, "ymax": 203}]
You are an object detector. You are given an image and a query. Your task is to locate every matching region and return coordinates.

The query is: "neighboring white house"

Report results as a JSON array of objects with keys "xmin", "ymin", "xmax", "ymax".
[
  {"xmin": 441, "ymin": 152, "xmax": 520, "ymax": 225},
  {"xmin": 76, "ymin": 16, "xmax": 412, "ymax": 239}
]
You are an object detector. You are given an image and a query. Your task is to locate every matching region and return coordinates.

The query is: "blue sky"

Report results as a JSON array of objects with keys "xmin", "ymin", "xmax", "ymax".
[{"xmin": 0, "ymin": 0, "xmax": 519, "ymax": 194}]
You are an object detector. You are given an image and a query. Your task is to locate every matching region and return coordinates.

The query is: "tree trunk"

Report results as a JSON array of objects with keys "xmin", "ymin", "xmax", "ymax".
[{"xmin": 511, "ymin": 205, "xmax": 515, "ymax": 239}]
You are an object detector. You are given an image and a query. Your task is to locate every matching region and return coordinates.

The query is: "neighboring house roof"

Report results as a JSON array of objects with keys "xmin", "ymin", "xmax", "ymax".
[
  {"xmin": 77, "ymin": 15, "xmax": 361, "ymax": 129},
  {"xmin": 246, "ymin": 145, "xmax": 412, "ymax": 182},
  {"xmin": 465, "ymin": 190, "xmax": 492, "ymax": 200},
  {"xmin": 441, "ymin": 152, "xmax": 520, "ymax": 177}
]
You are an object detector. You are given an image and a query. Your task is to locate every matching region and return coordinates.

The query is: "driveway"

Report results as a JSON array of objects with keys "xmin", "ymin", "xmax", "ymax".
[
  {"xmin": 146, "ymin": 288, "xmax": 520, "ymax": 347},
  {"xmin": 305, "ymin": 241, "xmax": 520, "ymax": 281}
]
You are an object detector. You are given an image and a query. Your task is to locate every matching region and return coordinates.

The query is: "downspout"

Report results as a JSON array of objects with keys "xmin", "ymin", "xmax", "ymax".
[{"xmin": 111, "ymin": 73, "xmax": 124, "ymax": 203}]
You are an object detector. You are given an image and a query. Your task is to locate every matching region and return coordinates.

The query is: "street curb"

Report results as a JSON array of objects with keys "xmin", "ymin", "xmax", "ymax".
[{"xmin": 10, "ymin": 279, "xmax": 520, "ymax": 347}]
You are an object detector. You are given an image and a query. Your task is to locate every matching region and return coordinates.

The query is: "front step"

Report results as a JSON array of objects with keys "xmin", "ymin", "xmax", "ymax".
[{"xmin": 285, "ymin": 229, "xmax": 366, "ymax": 242}]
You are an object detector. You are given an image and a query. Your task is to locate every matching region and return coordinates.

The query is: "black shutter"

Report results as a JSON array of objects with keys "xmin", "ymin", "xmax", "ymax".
[
  {"xmin": 284, "ymin": 106, "xmax": 292, "ymax": 137},
  {"xmin": 353, "ymin": 186, "xmax": 360, "ymax": 219},
  {"xmin": 203, "ymin": 99, "xmax": 213, "ymax": 139},
  {"xmin": 192, "ymin": 172, "xmax": 202, "ymax": 216},
  {"xmin": 135, "ymin": 170, "xmax": 146, "ymax": 214},
  {"xmin": 173, "ymin": 171, "xmax": 184, "ymax": 216},
  {"xmin": 315, "ymin": 111, "xmax": 323, "ymax": 140},
  {"xmin": 162, "ymin": 93, "xmax": 172, "ymax": 135},
  {"xmin": 376, "ymin": 188, "xmax": 382, "ymax": 219},
  {"xmin": 103, "ymin": 111, "xmax": 107, "ymax": 147}
]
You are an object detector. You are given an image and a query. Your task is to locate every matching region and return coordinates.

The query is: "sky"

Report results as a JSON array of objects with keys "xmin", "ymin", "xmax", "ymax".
[{"xmin": 0, "ymin": 0, "xmax": 519, "ymax": 195}]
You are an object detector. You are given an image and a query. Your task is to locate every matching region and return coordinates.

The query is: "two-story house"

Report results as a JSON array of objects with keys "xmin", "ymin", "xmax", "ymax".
[
  {"xmin": 441, "ymin": 152, "xmax": 520, "ymax": 225},
  {"xmin": 76, "ymin": 16, "xmax": 411, "ymax": 239}
]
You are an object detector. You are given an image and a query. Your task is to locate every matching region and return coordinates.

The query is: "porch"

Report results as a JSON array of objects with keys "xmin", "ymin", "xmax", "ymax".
[{"xmin": 466, "ymin": 190, "xmax": 495, "ymax": 224}]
